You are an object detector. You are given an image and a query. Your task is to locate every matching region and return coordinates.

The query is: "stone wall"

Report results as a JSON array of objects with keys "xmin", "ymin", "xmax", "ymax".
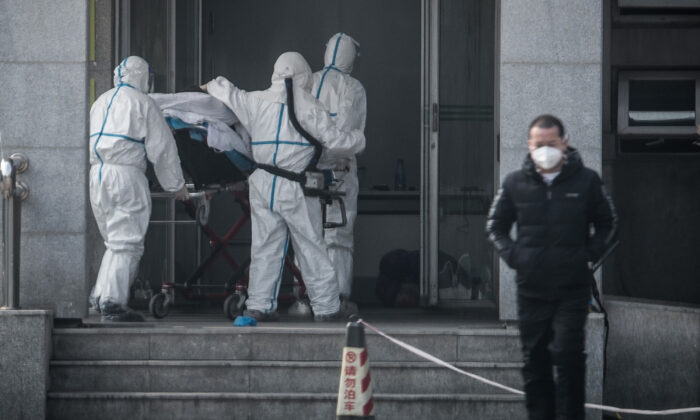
[
  {"xmin": 0, "ymin": 310, "xmax": 53, "ymax": 419},
  {"xmin": 498, "ymin": 0, "xmax": 603, "ymax": 320},
  {"xmin": 0, "ymin": 0, "xmax": 89, "ymax": 317},
  {"xmin": 604, "ymin": 298, "xmax": 700, "ymax": 420}
]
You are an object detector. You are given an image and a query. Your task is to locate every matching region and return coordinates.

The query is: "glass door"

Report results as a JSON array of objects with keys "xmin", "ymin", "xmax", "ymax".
[
  {"xmin": 116, "ymin": 0, "xmax": 204, "ymax": 300},
  {"xmin": 117, "ymin": 0, "xmax": 202, "ymax": 92},
  {"xmin": 421, "ymin": 0, "xmax": 497, "ymax": 307}
]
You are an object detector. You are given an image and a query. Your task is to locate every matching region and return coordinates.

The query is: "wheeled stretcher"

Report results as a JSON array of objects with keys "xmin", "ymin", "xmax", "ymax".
[
  {"xmin": 147, "ymin": 119, "xmax": 308, "ymax": 319},
  {"xmin": 146, "ymin": 106, "xmax": 347, "ymax": 319}
]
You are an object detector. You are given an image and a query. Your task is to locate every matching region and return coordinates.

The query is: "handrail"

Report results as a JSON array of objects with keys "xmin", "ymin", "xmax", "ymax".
[{"xmin": 0, "ymin": 153, "xmax": 29, "ymax": 309}]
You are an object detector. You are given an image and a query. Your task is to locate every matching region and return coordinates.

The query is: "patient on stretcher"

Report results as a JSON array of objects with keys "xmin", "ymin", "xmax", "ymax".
[{"xmin": 149, "ymin": 91, "xmax": 254, "ymax": 188}]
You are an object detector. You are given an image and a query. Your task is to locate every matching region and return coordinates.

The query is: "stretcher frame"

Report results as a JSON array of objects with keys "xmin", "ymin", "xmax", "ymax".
[
  {"xmin": 146, "ymin": 94, "xmax": 347, "ymax": 319},
  {"xmin": 147, "ymin": 182, "xmax": 307, "ymax": 320}
]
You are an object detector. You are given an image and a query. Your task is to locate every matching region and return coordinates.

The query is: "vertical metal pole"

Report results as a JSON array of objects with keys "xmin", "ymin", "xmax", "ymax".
[
  {"xmin": 169, "ymin": 196, "xmax": 176, "ymax": 291},
  {"xmin": 493, "ymin": 0, "xmax": 502, "ymax": 310},
  {"xmin": 427, "ymin": 0, "xmax": 440, "ymax": 307},
  {"xmin": 2, "ymin": 180, "xmax": 21, "ymax": 309},
  {"xmin": 1, "ymin": 154, "xmax": 28, "ymax": 310},
  {"xmin": 420, "ymin": 0, "xmax": 440, "ymax": 307},
  {"xmin": 195, "ymin": 0, "xmax": 203, "ymax": 85},
  {"xmin": 119, "ymin": 0, "xmax": 131, "ymax": 59},
  {"xmin": 196, "ymin": 206, "xmax": 202, "ymax": 268},
  {"xmin": 420, "ymin": 0, "xmax": 429, "ymax": 306},
  {"xmin": 167, "ymin": 0, "xmax": 177, "ymax": 92},
  {"xmin": 114, "ymin": 0, "xmax": 121, "ymax": 65}
]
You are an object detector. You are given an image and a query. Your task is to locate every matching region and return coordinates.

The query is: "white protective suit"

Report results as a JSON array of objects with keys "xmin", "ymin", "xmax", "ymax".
[
  {"xmin": 89, "ymin": 56, "xmax": 185, "ymax": 309},
  {"xmin": 205, "ymin": 52, "xmax": 365, "ymax": 316},
  {"xmin": 312, "ymin": 33, "xmax": 367, "ymax": 299}
]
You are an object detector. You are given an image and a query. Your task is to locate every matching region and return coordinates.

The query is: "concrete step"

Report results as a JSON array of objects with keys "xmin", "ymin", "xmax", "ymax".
[
  {"xmin": 47, "ymin": 392, "xmax": 527, "ymax": 420},
  {"xmin": 50, "ymin": 360, "xmax": 524, "ymax": 394},
  {"xmin": 52, "ymin": 326, "xmax": 522, "ymax": 363}
]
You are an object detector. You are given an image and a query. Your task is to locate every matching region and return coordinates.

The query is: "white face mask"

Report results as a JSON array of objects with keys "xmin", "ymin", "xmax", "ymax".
[{"xmin": 531, "ymin": 146, "xmax": 563, "ymax": 170}]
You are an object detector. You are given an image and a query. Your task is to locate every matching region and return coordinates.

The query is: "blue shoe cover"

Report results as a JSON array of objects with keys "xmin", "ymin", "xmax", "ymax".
[{"xmin": 234, "ymin": 316, "xmax": 258, "ymax": 327}]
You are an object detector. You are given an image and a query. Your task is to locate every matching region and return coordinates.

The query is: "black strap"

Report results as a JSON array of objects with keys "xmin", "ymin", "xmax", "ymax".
[
  {"xmin": 256, "ymin": 163, "xmax": 306, "ymax": 184},
  {"xmin": 591, "ymin": 277, "xmax": 610, "ymax": 387},
  {"xmin": 590, "ymin": 278, "xmax": 609, "ymax": 329},
  {"xmin": 284, "ymin": 78, "xmax": 323, "ymax": 172},
  {"xmin": 589, "ymin": 240, "xmax": 619, "ymax": 388},
  {"xmin": 252, "ymin": 78, "xmax": 324, "ymax": 187}
]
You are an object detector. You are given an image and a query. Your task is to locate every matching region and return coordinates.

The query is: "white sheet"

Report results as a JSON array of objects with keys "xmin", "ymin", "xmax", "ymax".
[{"xmin": 150, "ymin": 92, "xmax": 252, "ymax": 158}]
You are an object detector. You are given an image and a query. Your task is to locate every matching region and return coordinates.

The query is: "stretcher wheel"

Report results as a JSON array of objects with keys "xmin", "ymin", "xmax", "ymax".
[
  {"xmin": 195, "ymin": 201, "xmax": 210, "ymax": 225},
  {"xmin": 224, "ymin": 293, "xmax": 245, "ymax": 320},
  {"xmin": 149, "ymin": 293, "xmax": 170, "ymax": 319}
]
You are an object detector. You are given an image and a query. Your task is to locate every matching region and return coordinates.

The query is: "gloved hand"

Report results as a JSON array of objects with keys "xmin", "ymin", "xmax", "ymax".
[{"xmin": 174, "ymin": 185, "xmax": 190, "ymax": 201}]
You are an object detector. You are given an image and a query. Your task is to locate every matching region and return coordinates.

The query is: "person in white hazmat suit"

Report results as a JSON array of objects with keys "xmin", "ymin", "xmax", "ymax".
[
  {"xmin": 89, "ymin": 56, "xmax": 188, "ymax": 322},
  {"xmin": 201, "ymin": 52, "xmax": 365, "ymax": 322},
  {"xmin": 312, "ymin": 33, "xmax": 367, "ymax": 313}
]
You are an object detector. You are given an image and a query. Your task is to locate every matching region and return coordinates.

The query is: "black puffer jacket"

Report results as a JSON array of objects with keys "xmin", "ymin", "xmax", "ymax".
[{"xmin": 486, "ymin": 148, "xmax": 617, "ymax": 299}]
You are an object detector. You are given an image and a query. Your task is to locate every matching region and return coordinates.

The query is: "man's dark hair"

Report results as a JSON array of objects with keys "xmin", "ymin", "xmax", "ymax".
[{"xmin": 529, "ymin": 114, "xmax": 565, "ymax": 137}]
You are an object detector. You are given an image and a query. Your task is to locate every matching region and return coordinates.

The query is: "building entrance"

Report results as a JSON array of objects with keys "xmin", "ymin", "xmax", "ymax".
[{"xmin": 117, "ymin": 0, "xmax": 497, "ymax": 311}]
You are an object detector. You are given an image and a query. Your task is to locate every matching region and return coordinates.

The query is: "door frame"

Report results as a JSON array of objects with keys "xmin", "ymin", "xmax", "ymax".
[
  {"xmin": 117, "ymin": 0, "xmax": 500, "ymax": 310},
  {"xmin": 114, "ymin": 0, "xmax": 203, "ymax": 92},
  {"xmin": 420, "ymin": 0, "xmax": 440, "ymax": 306},
  {"xmin": 420, "ymin": 0, "xmax": 501, "ymax": 309}
]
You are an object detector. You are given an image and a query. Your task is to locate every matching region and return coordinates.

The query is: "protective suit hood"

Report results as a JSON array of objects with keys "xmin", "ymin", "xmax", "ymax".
[
  {"xmin": 323, "ymin": 33, "xmax": 359, "ymax": 74},
  {"xmin": 113, "ymin": 56, "xmax": 150, "ymax": 93},
  {"xmin": 258, "ymin": 52, "xmax": 313, "ymax": 103}
]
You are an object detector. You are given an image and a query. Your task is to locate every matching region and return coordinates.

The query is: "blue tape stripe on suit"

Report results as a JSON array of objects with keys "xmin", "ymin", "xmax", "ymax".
[{"xmin": 269, "ymin": 103, "xmax": 285, "ymax": 210}]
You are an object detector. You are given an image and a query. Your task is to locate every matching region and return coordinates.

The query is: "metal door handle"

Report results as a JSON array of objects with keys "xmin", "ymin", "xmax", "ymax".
[{"xmin": 432, "ymin": 103, "xmax": 439, "ymax": 133}]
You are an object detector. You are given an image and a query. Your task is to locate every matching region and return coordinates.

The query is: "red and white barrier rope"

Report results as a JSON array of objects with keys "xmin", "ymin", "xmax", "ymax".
[{"xmin": 358, "ymin": 319, "xmax": 700, "ymax": 416}]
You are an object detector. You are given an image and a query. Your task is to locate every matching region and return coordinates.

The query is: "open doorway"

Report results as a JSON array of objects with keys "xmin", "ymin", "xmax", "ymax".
[
  {"xmin": 119, "ymin": 0, "xmax": 497, "ymax": 312},
  {"xmin": 200, "ymin": 0, "xmax": 423, "ymax": 308}
]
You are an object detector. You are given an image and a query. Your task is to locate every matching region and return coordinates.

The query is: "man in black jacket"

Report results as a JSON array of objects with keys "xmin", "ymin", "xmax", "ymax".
[{"xmin": 486, "ymin": 114, "xmax": 617, "ymax": 420}]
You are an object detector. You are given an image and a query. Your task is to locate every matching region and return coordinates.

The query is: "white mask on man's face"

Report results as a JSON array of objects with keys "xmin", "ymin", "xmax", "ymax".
[{"xmin": 531, "ymin": 146, "xmax": 563, "ymax": 170}]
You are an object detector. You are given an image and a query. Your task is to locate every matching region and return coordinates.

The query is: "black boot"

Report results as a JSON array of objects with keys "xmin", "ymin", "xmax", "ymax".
[
  {"xmin": 314, "ymin": 303, "xmax": 359, "ymax": 322},
  {"xmin": 101, "ymin": 301, "xmax": 145, "ymax": 322},
  {"xmin": 242, "ymin": 309, "xmax": 280, "ymax": 322},
  {"xmin": 89, "ymin": 296, "xmax": 101, "ymax": 314}
]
